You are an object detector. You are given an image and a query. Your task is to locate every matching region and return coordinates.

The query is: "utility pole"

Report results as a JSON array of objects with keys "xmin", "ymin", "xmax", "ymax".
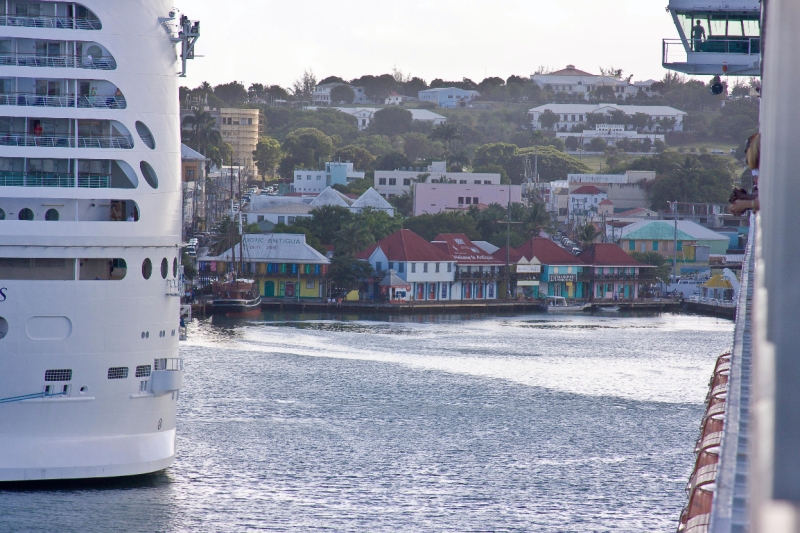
[
  {"xmin": 498, "ymin": 185, "xmax": 522, "ymax": 300},
  {"xmin": 672, "ymin": 200, "xmax": 679, "ymax": 284},
  {"xmin": 229, "ymin": 160, "xmax": 236, "ymax": 276}
]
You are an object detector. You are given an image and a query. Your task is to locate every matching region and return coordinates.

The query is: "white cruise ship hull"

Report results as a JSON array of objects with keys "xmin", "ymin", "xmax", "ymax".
[{"xmin": 0, "ymin": 0, "xmax": 190, "ymax": 480}]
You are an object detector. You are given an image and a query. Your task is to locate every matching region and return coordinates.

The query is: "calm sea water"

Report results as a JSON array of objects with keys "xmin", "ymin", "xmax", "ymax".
[{"xmin": 0, "ymin": 311, "xmax": 733, "ymax": 533}]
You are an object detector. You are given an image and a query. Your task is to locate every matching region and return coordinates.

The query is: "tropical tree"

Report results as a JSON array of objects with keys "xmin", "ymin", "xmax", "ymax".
[
  {"xmin": 430, "ymin": 123, "xmax": 461, "ymax": 152},
  {"xmin": 369, "ymin": 107, "xmax": 413, "ymax": 137},
  {"xmin": 278, "ymin": 128, "xmax": 334, "ymax": 178},
  {"xmin": 576, "ymin": 223, "xmax": 602, "ymax": 248},
  {"xmin": 292, "ymin": 69, "xmax": 317, "ymax": 102},
  {"xmin": 630, "ymin": 251, "xmax": 671, "ymax": 284},
  {"xmin": 327, "ymin": 255, "xmax": 375, "ymax": 295},
  {"xmin": 375, "ymin": 151, "xmax": 411, "ymax": 171},
  {"xmin": 538, "ymin": 109, "xmax": 560, "ymax": 130},
  {"xmin": 181, "ymin": 109, "xmax": 222, "ymax": 159},
  {"xmin": 334, "ymin": 145, "xmax": 376, "ymax": 171},
  {"xmin": 253, "ymin": 137, "xmax": 283, "ymax": 179},
  {"xmin": 330, "ymin": 85, "xmax": 355, "ymax": 105}
]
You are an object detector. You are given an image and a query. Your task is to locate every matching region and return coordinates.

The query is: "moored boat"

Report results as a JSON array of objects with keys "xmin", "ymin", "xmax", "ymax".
[
  {"xmin": 211, "ymin": 278, "xmax": 261, "ymax": 316},
  {"xmin": 542, "ymin": 296, "xmax": 589, "ymax": 312}
]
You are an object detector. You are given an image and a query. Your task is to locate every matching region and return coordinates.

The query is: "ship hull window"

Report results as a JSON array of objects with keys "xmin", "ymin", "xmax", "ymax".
[{"xmin": 140, "ymin": 161, "xmax": 158, "ymax": 189}]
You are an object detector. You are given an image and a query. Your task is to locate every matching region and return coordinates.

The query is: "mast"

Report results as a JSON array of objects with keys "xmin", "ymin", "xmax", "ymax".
[{"xmin": 229, "ymin": 162, "xmax": 235, "ymax": 276}]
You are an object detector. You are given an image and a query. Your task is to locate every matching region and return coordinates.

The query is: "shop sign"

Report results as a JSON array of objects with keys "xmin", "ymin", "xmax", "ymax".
[
  {"xmin": 517, "ymin": 281, "xmax": 539, "ymax": 287},
  {"xmin": 517, "ymin": 265, "xmax": 541, "ymax": 274},
  {"xmin": 549, "ymin": 274, "xmax": 576, "ymax": 282}
]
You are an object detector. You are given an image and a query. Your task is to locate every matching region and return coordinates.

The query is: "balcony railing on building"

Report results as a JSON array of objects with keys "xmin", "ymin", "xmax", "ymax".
[
  {"xmin": 579, "ymin": 271, "xmax": 656, "ymax": 282},
  {"xmin": 0, "ymin": 171, "xmax": 109, "ymax": 188},
  {"xmin": 0, "ymin": 53, "xmax": 116, "ymax": 70},
  {"xmin": 0, "ymin": 14, "xmax": 101, "ymax": 30},
  {"xmin": 455, "ymin": 269, "xmax": 505, "ymax": 280},
  {"xmin": 0, "ymin": 132, "xmax": 133, "ymax": 149},
  {"xmin": 0, "ymin": 92, "xmax": 125, "ymax": 109}
]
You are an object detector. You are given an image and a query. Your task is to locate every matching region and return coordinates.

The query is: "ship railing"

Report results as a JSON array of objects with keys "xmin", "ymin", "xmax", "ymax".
[
  {"xmin": 0, "ymin": 172, "xmax": 74, "ymax": 187},
  {"xmin": 0, "ymin": 133, "xmax": 133, "ymax": 149},
  {"xmin": 0, "ymin": 53, "xmax": 116, "ymax": 70},
  {"xmin": 0, "ymin": 14, "xmax": 101, "ymax": 30},
  {"xmin": 0, "ymin": 92, "xmax": 76, "ymax": 107},
  {"xmin": 166, "ymin": 278, "xmax": 183, "ymax": 297},
  {"xmin": 78, "ymin": 95, "xmax": 126, "ymax": 109},
  {"xmin": 154, "ymin": 358, "xmax": 183, "ymax": 372}
]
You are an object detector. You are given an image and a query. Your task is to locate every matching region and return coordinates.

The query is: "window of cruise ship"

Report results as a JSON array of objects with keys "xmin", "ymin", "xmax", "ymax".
[
  {"xmin": 135, "ymin": 121, "xmax": 155, "ymax": 149},
  {"xmin": 0, "ymin": 317, "xmax": 7, "ymax": 339},
  {"xmin": 142, "ymin": 258, "xmax": 152, "ymax": 280},
  {"xmin": 140, "ymin": 161, "xmax": 158, "ymax": 189},
  {"xmin": 160, "ymin": 258, "xmax": 168, "ymax": 279},
  {"xmin": 0, "ymin": 208, "xmax": 4, "ymax": 219},
  {"xmin": 18, "ymin": 207, "xmax": 33, "ymax": 220}
]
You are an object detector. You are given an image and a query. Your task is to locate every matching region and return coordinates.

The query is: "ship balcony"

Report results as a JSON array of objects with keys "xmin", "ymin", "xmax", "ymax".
[
  {"xmin": 0, "ymin": 2, "xmax": 101, "ymax": 30},
  {"xmin": 662, "ymin": 38, "xmax": 761, "ymax": 76},
  {"xmin": 0, "ymin": 158, "xmax": 139, "ymax": 189},
  {"xmin": 0, "ymin": 39, "xmax": 116, "ymax": 70},
  {"xmin": 0, "ymin": 132, "xmax": 133, "ymax": 149},
  {"xmin": 151, "ymin": 358, "xmax": 184, "ymax": 396},
  {"xmin": 0, "ymin": 93, "xmax": 126, "ymax": 109}
]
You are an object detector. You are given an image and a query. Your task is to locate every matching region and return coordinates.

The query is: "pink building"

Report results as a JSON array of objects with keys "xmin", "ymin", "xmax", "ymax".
[{"xmin": 413, "ymin": 183, "xmax": 523, "ymax": 216}]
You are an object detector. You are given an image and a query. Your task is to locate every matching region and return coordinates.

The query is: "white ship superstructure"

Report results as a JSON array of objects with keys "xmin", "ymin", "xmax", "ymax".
[{"xmin": 0, "ymin": 0, "xmax": 196, "ymax": 480}]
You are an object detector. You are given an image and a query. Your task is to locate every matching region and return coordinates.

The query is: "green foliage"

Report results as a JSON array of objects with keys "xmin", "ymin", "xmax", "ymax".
[
  {"xmin": 388, "ymin": 193, "xmax": 413, "ymax": 217},
  {"xmin": 253, "ymin": 136, "xmax": 283, "ymax": 178},
  {"xmin": 369, "ymin": 107, "xmax": 414, "ymax": 137},
  {"xmin": 375, "ymin": 151, "xmax": 411, "ymax": 170},
  {"xmin": 538, "ymin": 109, "xmax": 559, "ymax": 130},
  {"xmin": 403, "ymin": 212, "xmax": 480, "ymax": 241},
  {"xmin": 330, "ymin": 84, "xmax": 356, "ymax": 104},
  {"xmin": 181, "ymin": 109, "xmax": 223, "ymax": 169},
  {"xmin": 473, "ymin": 142, "xmax": 518, "ymax": 169},
  {"xmin": 402, "ymin": 132, "xmax": 444, "ymax": 161},
  {"xmin": 328, "ymin": 255, "xmax": 375, "ymax": 294},
  {"xmin": 351, "ymin": 135, "xmax": 394, "ymax": 157},
  {"xmin": 512, "ymin": 146, "xmax": 591, "ymax": 183},
  {"xmin": 273, "ymin": 109, "xmax": 358, "ymax": 144},
  {"xmin": 430, "ymin": 123, "xmax": 461, "ymax": 151},
  {"xmin": 278, "ymin": 128, "xmax": 334, "ymax": 178},
  {"xmin": 629, "ymin": 251, "xmax": 671, "ymax": 284},
  {"xmin": 182, "ymin": 252, "xmax": 197, "ymax": 279},
  {"xmin": 334, "ymin": 145, "xmax": 376, "ymax": 171},
  {"xmin": 588, "ymin": 137, "xmax": 608, "ymax": 152},
  {"xmin": 576, "ymin": 223, "xmax": 601, "ymax": 248},
  {"xmin": 473, "ymin": 164, "xmax": 509, "ymax": 184},
  {"xmin": 213, "ymin": 81, "xmax": 248, "ymax": 106},
  {"xmin": 564, "ymin": 136, "xmax": 581, "ymax": 151}
]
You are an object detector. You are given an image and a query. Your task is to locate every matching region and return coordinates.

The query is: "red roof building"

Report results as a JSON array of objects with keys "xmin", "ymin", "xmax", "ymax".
[
  {"xmin": 356, "ymin": 229, "xmax": 456, "ymax": 303},
  {"xmin": 516, "ymin": 237, "xmax": 584, "ymax": 266},
  {"xmin": 571, "ymin": 185, "xmax": 605, "ymax": 195},
  {"xmin": 515, "ymin": 237, "xmax": 587, "ymax": 299},
  {"xmin": 577, "ymin": 243, "xmax": 652, "ymax": 300},
  {"xmin": 433, "ymin": 233, "xmax": 504, "ymax": 300}
]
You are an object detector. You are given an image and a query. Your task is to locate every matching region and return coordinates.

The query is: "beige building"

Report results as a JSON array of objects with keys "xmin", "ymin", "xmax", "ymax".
[{"xmin": 213, "ymin": 108, "xmax": 259, "ymax": 167}]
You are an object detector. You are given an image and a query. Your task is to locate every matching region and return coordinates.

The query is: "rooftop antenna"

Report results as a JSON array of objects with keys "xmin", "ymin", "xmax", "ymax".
[{"xmin": 165, "ymin": 10, "xmax": 201, "ymax": 77}]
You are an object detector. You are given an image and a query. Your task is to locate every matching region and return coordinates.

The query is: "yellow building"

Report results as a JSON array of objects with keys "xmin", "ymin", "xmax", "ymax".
[
  {"xmin": 201, "ymin": 234, "xmax": 330, "ymax": 300},
  {"xmin": 216, "ymin": 108, "xmax": 260, "ymax": 167}
]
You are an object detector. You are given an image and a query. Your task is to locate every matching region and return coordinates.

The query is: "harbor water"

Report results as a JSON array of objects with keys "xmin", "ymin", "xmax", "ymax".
[{"xmin": 0, "ymin": 312, "xmax": 733, "ymax": 532}]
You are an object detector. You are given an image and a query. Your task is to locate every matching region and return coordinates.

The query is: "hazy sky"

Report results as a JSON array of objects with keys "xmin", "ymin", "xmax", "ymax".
[{"xmin": 180, "ymin": 0, "xmax": 678, "ymax": 89}]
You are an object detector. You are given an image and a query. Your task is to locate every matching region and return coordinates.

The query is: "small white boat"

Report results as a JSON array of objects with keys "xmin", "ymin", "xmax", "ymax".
[
  {"xmin": 599, "ymin": 306, "xmax": 620, "ymax": 312},
  {"xmin": 543, "ymin": 296, "xmax": 589, "ymax": 312}
]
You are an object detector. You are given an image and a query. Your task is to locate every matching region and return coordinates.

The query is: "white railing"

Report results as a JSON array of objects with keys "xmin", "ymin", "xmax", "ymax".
[
  {"xmin": 0, "ymin": 14, "xmax": 101, "ymax": 30},
  {"xmin": 154, "ymin": 358, "xmax": 183, "ymax": 371},
  {"xmin": 0, "ymin": 53, "xmax": 116, "ymax": 70}
]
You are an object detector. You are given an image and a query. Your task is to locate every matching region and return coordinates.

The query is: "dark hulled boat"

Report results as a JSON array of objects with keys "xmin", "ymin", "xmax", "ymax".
[{"xmin": 211, "ymin": 278, "xmax": 262, "ymax": 316}]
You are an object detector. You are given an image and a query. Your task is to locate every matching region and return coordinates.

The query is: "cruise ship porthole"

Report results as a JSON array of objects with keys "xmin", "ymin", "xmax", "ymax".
[
  {"xmin": 161, "ymin": 258, "xmax": 168, "ymax": 279},
  {"xmin": 0, "ymin": 317, "xmax": 7, "ymax": 339},
  {"xmin": 0, "ymin": 208, "xmax": 5, "ymax": 220},
  {"xmin": 140, "ymin": 162, "xmax": 159, "ymax": 189},
  {"xmin": 142, "ymin": 258, "xmax": 152, "ymax": 279},
  {"xmin": 45, "ymin": 209, "xmax": 59, "ymax": 221},
  {"xmin": 173, "ymin": 258, "xmax": 178, "ymax": 278},
  {"xmin": 135, "ymin": 122, "xmax": 156, "ymax": 150},
  {"xmin": 18, "ymin": 208, "xmax": 34, "ymax": 221}
]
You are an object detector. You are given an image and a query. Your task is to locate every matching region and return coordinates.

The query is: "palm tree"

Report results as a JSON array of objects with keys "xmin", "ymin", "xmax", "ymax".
[
  {"xmin": 576, "ymin": 223, "xmax": 601, "ymax": 249},
  {"xmin": 430, "ymin": 123, "xmax": 461, "ymax": 153},
  {"xmin": 182, "ymin": 109, "xmax": 222, "ymax": 158}
]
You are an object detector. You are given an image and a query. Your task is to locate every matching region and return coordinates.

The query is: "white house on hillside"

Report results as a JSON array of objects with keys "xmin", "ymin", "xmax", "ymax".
[
  {"xmin": 528, "ymin": 103, "xmax": 687, "ymax": 132},
  {"xmin": 312, "ymin": 83, "xmax": 369, "ymax": 105},
  {"xmin": 531, "ymin": 65, "xmax": 656, "ymax": 98}
]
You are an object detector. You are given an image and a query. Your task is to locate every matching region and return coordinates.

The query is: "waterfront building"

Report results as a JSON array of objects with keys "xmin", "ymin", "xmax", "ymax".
[
  {"xmin": 417, "ymin": 87, "xmax": 480, "ymax": 109},
  {"xmin": 433, "ymin": 234, "xmax": 504, "ymax": 300},
  {"xmin": 292, "ymin": 161, "xmax": 366, "ymax": 194},
  {"xmin": 493, "ymin": 245, "xmax": 542, "ymax": 298},
  {"xmin": 530, "ymin": 65, "xmax": 653, "ymax": 99},
  {"xmin": 213, "ymin": 108, "xmax": 259, "ymax": 167},
  {"xmin": 528, "ymin": 103, "xmax": 687, "ymax": 132},
  {"xmin": 621, "ymin": 219, "xmax": 730, "ymax": 255},
  {"xmin": 243, "ymin": 187, "xmax": 393, "ymax": 225},
  {"xmin": 413, "ymin": 183, "xmax": 522, "ymax": 216},
  {"xmin": 181, "ymin": 143, "xmax": 206, "ymax": 234},
  {"xmin": 200, "ymin": 234, "xmax": 330, "ymax": 299},
  {"xmin": 576, "ymin": 244, "xmax": 652, "ymax": 300},
  {"xmin": 0, "ymin": 1, "xmax": 197, "ymax": 481},
  {"xmin": 516, "ymin": 238, "xmax": 588, "ymax": 298},
  {"xmin": 356, "ymin": 229, "xmax": 455, "ymax": 302}
]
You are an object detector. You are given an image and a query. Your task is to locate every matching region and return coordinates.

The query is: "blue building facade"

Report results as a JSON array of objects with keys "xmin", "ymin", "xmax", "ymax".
[{"xmin": 418, "ymin": 87, "xmax": 479, "ymax": 109}]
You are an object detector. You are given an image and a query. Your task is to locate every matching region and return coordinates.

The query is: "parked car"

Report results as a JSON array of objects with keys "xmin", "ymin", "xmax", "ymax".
[{"xmin": 710, "ymin": 149, "xmax": 724, "ymax": 155}]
